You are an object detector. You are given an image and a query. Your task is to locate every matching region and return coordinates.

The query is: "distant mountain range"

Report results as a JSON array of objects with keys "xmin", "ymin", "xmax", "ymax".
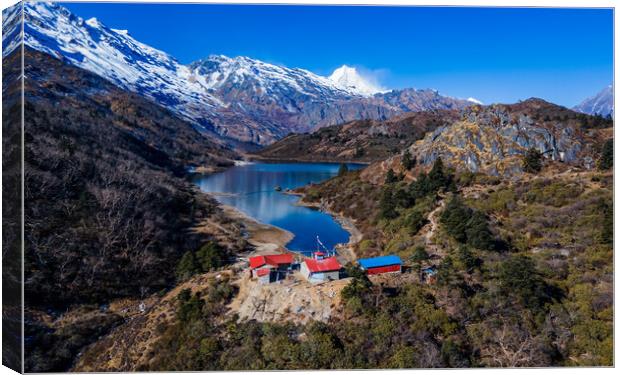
[
  {"xmin": 573, "ymin": 84, "xmax": 614, "ymax": 117},
  {"xmin": 3, "ymin": 2, "xmax": 475, "ymax": 145}
]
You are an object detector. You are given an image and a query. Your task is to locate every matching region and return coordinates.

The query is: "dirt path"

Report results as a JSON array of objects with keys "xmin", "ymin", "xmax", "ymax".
[{"xmin": 418, "ymin": 197, "xmax": 446, "ymax": 258}]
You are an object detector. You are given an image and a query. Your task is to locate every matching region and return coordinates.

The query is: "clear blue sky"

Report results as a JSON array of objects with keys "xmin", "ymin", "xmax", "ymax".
[{"xmin": 61, "ymin": 2, "xmax": 613, "ymax": 107}]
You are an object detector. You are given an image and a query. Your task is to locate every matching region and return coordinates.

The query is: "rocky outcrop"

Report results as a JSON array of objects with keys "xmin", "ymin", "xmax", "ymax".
[
  {"xmin": 417, "ymin": 100, "xmax": 609, "ymax": 175},
  {"xmin": 363, "ymin": 99, "xmax": 612, "ymax": 179}
]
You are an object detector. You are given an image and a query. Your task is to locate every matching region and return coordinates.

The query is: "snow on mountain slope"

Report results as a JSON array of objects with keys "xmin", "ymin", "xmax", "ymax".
[
  {"xmin": 2, "ymin": 2, "xmax": 22, "ymax": 59},
  {"xmin": 10, "ymin": 2, "xmax": 222, "ymax": 126},
  {"xmin": 573, "ymin": 84, "xmax": 614, "ymax": 117},
  {"xmin": 191, "ymin": 55, "xmax": 354, "ymax": 99},
  {"xmin": 328, "ymin": 65, "xmax": 384, "ymax": 96},
  {"xmin": 4, "ymin": 1, "xmax": 474, "ymax": 145}
]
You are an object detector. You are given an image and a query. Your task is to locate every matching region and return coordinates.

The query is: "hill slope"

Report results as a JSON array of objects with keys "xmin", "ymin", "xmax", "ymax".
[
  {"xmin": 255, "ymin": 109, "xmax": 461, "ymax": 162},
  {"xmin": 406, "ymin": 99, "xmax": 612, "ymax": 176},
  {"xmin": 359, "ymin": 99, "xmax": 613, "ymax": 183}
]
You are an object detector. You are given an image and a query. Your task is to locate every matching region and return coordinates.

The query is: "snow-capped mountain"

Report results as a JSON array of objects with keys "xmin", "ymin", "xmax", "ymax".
[
  {"xmin": 573, "ymin": 84, "xmax": 614, "ymax": 117},
  {"xmin": 190, "ymin": 55, "xmax": 356, "ymax": 98},
  {"xmin": 4, "ymin": 1, "xmax": 224, "ymax": 127},
  {"xmin": 4, "ymin": 1, "xmax": 473, "ymax": 145},
  {"xmin": 328, "ymin": 65, "xmax": 384, "ymax": 96}
]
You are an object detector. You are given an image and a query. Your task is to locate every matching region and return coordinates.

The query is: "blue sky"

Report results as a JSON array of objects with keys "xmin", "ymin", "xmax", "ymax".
[{"xmin": 62, "ymin": 3, "xmax": 613, "ymax": 107}]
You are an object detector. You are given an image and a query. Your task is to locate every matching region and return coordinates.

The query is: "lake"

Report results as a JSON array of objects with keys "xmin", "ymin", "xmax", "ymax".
[{"xmin": 191, "ymin": 162, "xmax": 365, "ymax": 254}]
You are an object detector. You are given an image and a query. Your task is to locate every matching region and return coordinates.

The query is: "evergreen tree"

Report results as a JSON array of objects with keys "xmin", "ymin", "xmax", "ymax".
[
  {"xmin": 498, "ymin": 255, "xmax": 549, "ymax": 310},
  {"xmin": 465, "ymin": 211, "xmax": 494, "ymax": 250},
  {"xmin": 338, "ymin": 163, "xmax": 349, "ymax": 177},
  {"xmin": 598, "ymin": 139, "xmax": 613, "ymax": 170},
  {"xmin": 456, "ymin": 246, "xmax": 479, "ymax": 273},
  {"xmin": 385, "ymin": 169, "xmax": 398, "ymax": 184},
  {"xmin": 196, "ymin": 242, "xmax": 226, "ymax": 272},
  {"xmin": 600, "ymin": 201, "xmax": 613, "ymax": 245},
  {"xmin": 440, "ymin": 197, "xmax": 471, "ymax": 243},
  {"xmin": 440, "ymin": 197, "xmax": 495, "ymax": 250},
  {"xmin": 428, "ymin": 157, "xmax": 448, "ymax": 191},
  {"xmin": 522, "ymin": 147, "xmax": 543, "ymax": 173},
  {"xmin": 379, "ymin": 186, "xmax": 398, "ymax": 220},
  {"xmin": 401, "ymin": 149, "xmax": 415, "ymax": 170},
  {"xmin": 406, "ymin": 211, "xmax": 428, "ymax": 234},
  {"xmin": 176, "ymin": 251, "xmax": 200, "ymax": 281},
  {"xmin": 394, "ymin": 186, "xmax": 414, "ymax": 208},
  {"xmin": 409, "ymin": 172, "xmax": 431, "ymax": 199}
]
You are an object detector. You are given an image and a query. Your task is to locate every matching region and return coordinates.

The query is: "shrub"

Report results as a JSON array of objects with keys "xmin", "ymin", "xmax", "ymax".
[
  {"xmin": 406, "ymin": 211, "xmax": 428, "ymax": 235},
  {"xmin": 177, "ymin": 289, "xmax": 205, "ymax": 322},
  {"xmin": 522, "ymin": 147, "xmax": 543, "ymax": 173},
  {"xmin": 402, "ymin": 149, "xmax": 415, "ymax": 170},
  {"xmin": 176, "ymin": 241, "xmax": 227, "ymax": 281},
  {"xmin": 195, "ymin": 242, "xmax": 226, "ymax": 271},
  {"xmin": 338, "ymin": 163, "xmax": 349, "ymax": 177},
  {"xmin": 598, "ymin": 139, "xmax": 613, "ymax": 170},
  {"xmin": 441, "ymin": 197, "xmax": 496, "ymax": 250},
  {"xmin": 176, "ymin": 251, "xmax": 200, "ymax": 281},
  {"xmin": 385, "ymin": 169, "xmax": 399, "ymax": 184},
  {"xmin": 498, "ymin": 255, "xmax": 550, "ymax": 310}
]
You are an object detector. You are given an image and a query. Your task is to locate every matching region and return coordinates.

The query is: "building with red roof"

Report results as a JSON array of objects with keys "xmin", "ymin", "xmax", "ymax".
[
  {"xmin": 300, "ymin": 256, "xmax": 342, "ymax": 283},
  {"xmin": 249, "ymin": 253, "xmax": 294, "ymax": 283}
]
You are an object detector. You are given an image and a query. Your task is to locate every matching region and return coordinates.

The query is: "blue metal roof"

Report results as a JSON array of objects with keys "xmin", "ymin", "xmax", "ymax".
[{"xmin": 358, "ymin": 255, "xmax": 402, "ymax": 269}]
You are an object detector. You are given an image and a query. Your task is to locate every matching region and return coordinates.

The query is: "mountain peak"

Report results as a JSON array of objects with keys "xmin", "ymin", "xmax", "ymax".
[
  {"xmin": 328, "ymin": 65, "xmax": 383, "ymax": 96},
  {"xmin": 467, "ymin": 97, "xmax": 483, "ymax": 105},
  {"xmin": 573, "ymin": 84, "xmax": 613, "ymax": 117}
]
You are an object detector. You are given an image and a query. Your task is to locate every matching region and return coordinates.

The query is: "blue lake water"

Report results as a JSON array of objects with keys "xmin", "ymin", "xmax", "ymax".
[{"xmin": 191, "ymin": 162, "xmax": 365, "ymax": 253}]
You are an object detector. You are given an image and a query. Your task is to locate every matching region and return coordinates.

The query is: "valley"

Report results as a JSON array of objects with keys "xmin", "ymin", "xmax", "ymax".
[{"xmin": 2, "ymin": 1, "xmax": 614, "ymax": 372}]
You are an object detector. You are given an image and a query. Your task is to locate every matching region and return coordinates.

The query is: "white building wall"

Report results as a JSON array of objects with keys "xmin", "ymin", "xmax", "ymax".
[{"xmin": 300, "ymin": 262, "xmax": 311, "ymax": 280}]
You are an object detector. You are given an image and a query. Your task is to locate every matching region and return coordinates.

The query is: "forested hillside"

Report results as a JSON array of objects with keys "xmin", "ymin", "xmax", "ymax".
[{"xmin": 6, "ymin": 48, "xmax": 244, "ymax": 372}]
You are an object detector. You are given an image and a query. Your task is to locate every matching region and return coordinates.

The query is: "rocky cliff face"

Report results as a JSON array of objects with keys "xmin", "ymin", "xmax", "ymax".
[
  {"xmin": 361, "ymin": 99, "xmax": 612, "ymax": 181},
  {"xmin": 409, "ymin": 99, "xmax": 612, "ymax": 176}
]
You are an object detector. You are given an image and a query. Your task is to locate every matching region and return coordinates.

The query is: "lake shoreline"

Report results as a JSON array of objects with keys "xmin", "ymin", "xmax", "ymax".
[
  {"xmin": 192, "ymin": 161, "xmax": 363, "ymax": 259},
  {"xmin": 285, "ymin": 190, "xmax": 361, "ymax": 263},
  {"xmin": 219, "ymin": 204, "xmax": 295, "ymax": 255}
]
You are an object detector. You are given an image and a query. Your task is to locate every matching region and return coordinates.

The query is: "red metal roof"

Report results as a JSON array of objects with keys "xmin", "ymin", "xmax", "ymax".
[
  {"xmin": 304, "ymin": 257, "xmax": 342, "ymax": 273},
  {"xmin": 256, "ymin": 268, "xmax": 271, "ymax": 277},
  {"xmin": 249, "ymin": 254, "xmax": 294, "ymax": 269}
]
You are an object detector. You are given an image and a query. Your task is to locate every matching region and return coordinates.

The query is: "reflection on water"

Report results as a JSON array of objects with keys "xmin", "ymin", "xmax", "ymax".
[{"xmin": 192, "ymin": 162, "xmax": 365, "ymax": 253}]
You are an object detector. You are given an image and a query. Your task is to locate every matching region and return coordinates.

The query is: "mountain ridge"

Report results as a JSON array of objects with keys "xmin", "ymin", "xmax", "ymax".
[{"xmin": 5, "ymin": 1, "xmax": 473, "ymax": 145}]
